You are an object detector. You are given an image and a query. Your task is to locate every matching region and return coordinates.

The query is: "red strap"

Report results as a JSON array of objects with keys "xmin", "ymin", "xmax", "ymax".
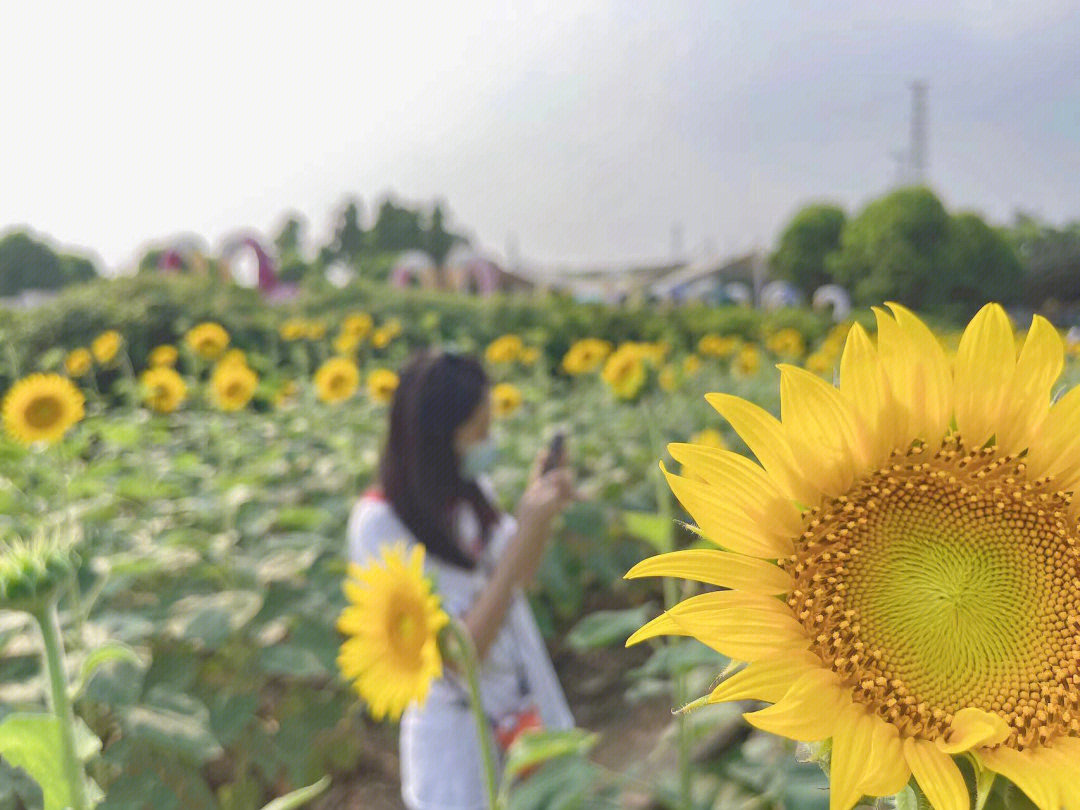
[{"xmin": 362, "ymin": 486, "xmax": 386, "ymax": 501}]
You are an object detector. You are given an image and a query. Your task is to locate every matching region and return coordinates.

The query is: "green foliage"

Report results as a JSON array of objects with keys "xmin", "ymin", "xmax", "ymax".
[
  {"xmin": 771, "ymin": 203, "xmax": 846, "ymax": 295},
  {"xmin": 0, "ymin": 230, "xmax": 98, "ymax": 296},
  {"xmin": 1007, "ymin": 211, "xmax": 1080, "ymax": 306},
  {"xmin": 0, "ymin": 713, "xmax": 101, "ymax": 810}
]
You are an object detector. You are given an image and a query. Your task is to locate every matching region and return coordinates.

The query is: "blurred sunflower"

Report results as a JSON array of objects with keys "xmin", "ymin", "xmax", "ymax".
[
  {"xmin": 697, "ymin": 334, "xmax": 739, "ymax": 358},
  {"xmin": 561, "ymin": 338, "xmax": 611, "ymax": 375},
  {"xmin": 149, "ymin": 344, "xmax": 179, "ymax": 367},
  {"xmin": 627, "ymin": 303, "xmax": 1080, "ymax": 809},
  {"xmin": 342, "ymin": 312, "xmax": 374, "ymax": 340},
  {"xmin": 602, "ymin": 344, "xmax": 647, "ymax": 400},
  {"xmin": 732, "ymin": 345, "xmax": 761, "ymax": 377},
  {"xmin": 210, "ymin": 361, "xmax": 257, "ymax": 411},
  {"xmin": 485, "ymin": 334, "xmax": 524, "ymax": 365},
  {"xmin": 682, "ymin": 354, "xmax": 702, "ymax": 377},
  {"xmin": 371, "ymin": 326, "xmax": 395, "ymax": 350},
  {"xmin": 337, "ymin": 543, "xmax": 448, "ymax": 722},
  {"xmin": 315, "ymin": 357, "xmax": 360, "ymax": 404},
  {"xmin": 90, "ymin": 330, "xmax": 122, "ymax": 365},
  {"xmin": 64, "ymin": 348, "xmax": 92, "ymax": 377},
  {"xmin": 2, "ymin": 373, "xmax": 84, "ymax": 445},
  {"xmin": 518, "ymin": 346, "xmax": 541, "ymax": 367},
  {"xmin": 804, "ymin": 349, "xmax": 835, "ymax": 376},
  {"xmin": 140, "ymin": 367, "xmax": 187, "ymax": 413},
  {"xmin": 305, "ymin": 320, "xmax": 327, "ymax": 340},
  {"xmin": 765, "ymin": 327, "xmax": 805, "ymax": 359},
  {"xmin": 688, "ymin": 427, "xmax": 725, "ymax": 449},
  {"xmin": 382, "ymin": 317, "xmax": 403, "ymax": 338},
  {"xmin": 279, "ymin": 318, "xmax": 307, "ymax": 341},
  {"xmin": 185, "ymin": 322, "xmax": 230, "ymax": 360},
  {"xmin": 333, "ymin": 330, "xmax": 361, "ymax": 355},
  {"xmin": 367, "ymin": 369, "xmax": 399, "ymax": 404},
  {"xmin": 491, "ymin": 382, "xmax": 523, "ymax": 417},
  {"xmin": 658, "ymin": 365, "xmax": 678, "ymax": 392}
]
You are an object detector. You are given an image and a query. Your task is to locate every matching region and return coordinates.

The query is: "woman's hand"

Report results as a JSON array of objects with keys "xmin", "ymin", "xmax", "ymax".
[{"xmin": 511, "ymin": 467, "xmax": 574, "ymax": 583}]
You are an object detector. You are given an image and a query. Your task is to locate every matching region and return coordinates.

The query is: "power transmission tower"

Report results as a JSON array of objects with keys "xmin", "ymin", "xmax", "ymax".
[{"xmin": 909, "ymin": 81, "xmax": 928, "ymax": 184}]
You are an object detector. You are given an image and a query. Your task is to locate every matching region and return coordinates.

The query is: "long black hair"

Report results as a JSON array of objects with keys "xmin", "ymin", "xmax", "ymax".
[{"xmin": 380, "ymin": 350, "xmax": 500, "ymax": 569}]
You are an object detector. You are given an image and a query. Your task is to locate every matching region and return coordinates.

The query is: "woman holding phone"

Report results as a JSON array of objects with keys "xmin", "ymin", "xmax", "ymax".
[{"xmin": 347, "ymin": 349, "xmax": 575, "ymax": 810}]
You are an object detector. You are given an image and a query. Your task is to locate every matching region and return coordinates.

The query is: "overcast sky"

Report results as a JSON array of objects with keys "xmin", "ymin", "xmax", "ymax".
[{"xmin": 4, "ymin": 1, "xmax": 1079, "ymax": 271}]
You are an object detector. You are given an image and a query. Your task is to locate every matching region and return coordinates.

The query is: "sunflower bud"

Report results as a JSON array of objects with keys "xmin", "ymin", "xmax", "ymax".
[{"xmin": 0, "ymin": 534, "xmax": 78, "ymax": 614}]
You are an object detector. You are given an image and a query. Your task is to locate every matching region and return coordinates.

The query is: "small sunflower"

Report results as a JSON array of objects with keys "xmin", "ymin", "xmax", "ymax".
[
  {"xmin": 140, "ymin": 367, "xmax": 187, "ymax": 413},
  {"xmin": 2, "ymin": 374, "xmax": 85, "ymax": 445},
  {"xmin": 337, "ymin": 542, "xmax": 448, "ymax": 722},
  {"xmin": 367, "ymin": 369, "xmax": 399, "ymax": 404},
  {"xmin": 602, "ymin": 344, "xmax": 648, "ymax": 400},
  {"xmin": 149, "ymin": 344, "xmax": 179, "ymax": 367},
  {"xmin": 561, "ymin": 339, "xmax": 612, "ymax": 375},
  {"xmin": 305, "ymin": 320, "xmax": 327, "ymax": 340},
  {"xmin": 519, "ymin": 346, "xmax": 541, "ymax": 367},
  {"xmin": 765, "ymin": 327, "xmax": 806, "ymax": 359},
  {"xmin": 315, "ymin": 357, "xmax": 360, "ymax": 404},
  {"xmin": 485, "ymin": 334, "xmax": 524, "ymax": 365},
  {"xmin": 371, "ymin": 326, "xmax": 395, "ymax": 350},
  {"xmin": 90, "ymin": 330, "xmax": 122, "ymax": 365},
  {"xmin": 698, "ymin": 334, "xmax": 740, "ymax": 358},
  {"xmin": 64, "ymin": 348, "xmax": 93, "ymax": 377},
  {"xmin": 342, "ymin": 312, "xmax": 374, "ymax": 340},
  {"xmin": 279, "ymin": 319, "xmax": 307, "ymax": 341},
  {"xmin": 731, "ymin": 345, "xmax": 761, "ymax": 377},
  {"xmin": 491, "ymin": 383, "xmax": 523, "ymax": 417},
  {"xmin": 627, "ymin": 303, "xmax": 1080, "ymax": 809},
  {"xmin": 210, "ymin": 362, "xmax": 258, "ymax": 411},
  {"xmin": 219, "ymin": 348, "xmax": 248, "ymax": 368},
  {"xmin": 333, "ymin": 330, "xmax": 361, "ymax": 355},
  {"xmin": 805, "ymin": 349, "xmax": 836, "ymax": 376},
  {"xmin": 658, "ymin": 365, "xmax": 678, "ymax": 392},
  {"xmin": 185, "ymin": 322, "xmax": 230, "ymax": 360},
  {"xmin": 682, "ymin": 354, "xmax": 702, "ymax": 377}
]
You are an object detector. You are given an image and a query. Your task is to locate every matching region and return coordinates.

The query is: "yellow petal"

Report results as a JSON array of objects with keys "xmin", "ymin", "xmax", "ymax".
[
  {"xmin": 937, "ymin": 707, "xmax": 1011, "ymax": 754},
  {"xmin": 954, "ymin": 303, "xmax": 1016, "ymax": 448},
  {"xmin": 903, "ymin": 738, "xmax": 968, "ymax": 810},
  {"xmin": 861, "ymin": 716, "xmax": 911, "ymax": 796},
  {"xmin": 661, "ymin": 463, "xmax": 794, "ymax": 557},
  {"xmin": 839, "ymin": 322, "xmax": 897, "ymax": 465},
  {"xmin": 625, "ymin": 549, "xmax": 793, "ymax": 595},
  {"xmin": 978, "ymin": 745, "xmax": 1060, "ymax": 809},
  {"xmin": 667, "ymin": 443, "xmax": 804, "ymax": 538},
  {"xmin": 1027, "ymin": 385, "xmax": 1080, "ymax": 489},
  {"xmin": 996, "ymin": 315, "xmax": 1063, "ymax": 455},
  {"xmin": 707, "ymin": 650, "xmax": 819, "ymax": 704},
  {"xmin": 705, "ymin": 393, "xmax": 820, "ymax": 505},
  {"xmin": 829, "ymin": 703, "xmax": 879, "ymax": 810},
  {"xmin": 625, "ymin": 590, "xmax": 808, "ymax": 660},
  {"xmin": 743, "ymin": 668, "xmax": 845, "ymax": 741},
  {"xmin": 887, "ymin": 302, "xmax": 952, "ymax": 443}
]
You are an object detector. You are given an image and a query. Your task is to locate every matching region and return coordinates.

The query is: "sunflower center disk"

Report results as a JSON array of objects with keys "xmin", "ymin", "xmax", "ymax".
[
  {"xmin": 26, "ymin": 396, "xmax": 62, "ymax": 429},
  {"xmin": 784, "ymin": 437, "xmax": 1080, "ymax": 749}
]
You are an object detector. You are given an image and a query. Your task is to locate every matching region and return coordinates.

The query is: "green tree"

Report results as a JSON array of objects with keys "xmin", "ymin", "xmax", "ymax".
[
  {"xmin": 770, "ymin": 203, "xmax": 846, "ymax": 295},
  {"xmin": 372, "ymin": 198, "xmax": 425, "ymax": 254},
  {"xmin": 327, "ymin": 198, "xmax": 367, "ymax": 263},
  {"xmin": 1008, "ymin": 212, "xmax": 1080, "ymax": 306},
  {"xmin": 0, "ymin": 231, "xmax": 96, "ymax": 296},
  {"xmin": 424, "ymin": 203, "xmax": 461, "ymax": 267},
  {"xmin": 938, "ymin": 212, "xmax": 1022, "ymax": 307},
  {"xmin": 827, "ymin": 187, "xmax": 951, "ymax": 309}
]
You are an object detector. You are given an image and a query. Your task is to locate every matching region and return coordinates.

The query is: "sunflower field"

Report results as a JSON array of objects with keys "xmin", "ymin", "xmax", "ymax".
[{"xmin": 3, "ymin": 275, "xmax": 1080, "ymax": 810}]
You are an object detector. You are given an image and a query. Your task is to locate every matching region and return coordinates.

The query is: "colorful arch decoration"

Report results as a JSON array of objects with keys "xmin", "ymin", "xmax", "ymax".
[{"xmin": 220, "ymin": 233, "xmax": 298, "ymax": 302}]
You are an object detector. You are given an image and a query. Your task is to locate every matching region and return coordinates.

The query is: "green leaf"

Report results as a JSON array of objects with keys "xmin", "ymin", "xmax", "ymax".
[
  {"xmin": 70, "ymin": 641, "xmax": 146, "ymax": 700},
  {"xmin": 622, "ymin": 511, "xmax": 672, "ymax": 554},
  {"xmin": 257, "ymin": 776, "xmax": 331, "ymax": 810},
  {"xmin": 0, "ymin": 712, "xmax": 97, "ymax": 810},
  {"xmin": 122, "ymin": 705, "xmax": 223, "ymax": 764},
  {"xmin": 165, "ymin": 590, "xmax": 264, "ymax": 649},
  {"xmin": 502, "ymin": 728, "xmax": 598, "ymax": 783},
  {"xmin": 565, "ymin": 605, "xmax": 652, "ymax": 652}
]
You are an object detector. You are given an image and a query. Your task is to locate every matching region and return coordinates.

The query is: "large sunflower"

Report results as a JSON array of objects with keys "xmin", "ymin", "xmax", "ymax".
[
  {"xmin": 2, "ymin": 374, "xmax": 85, "ymax": 445},
  {"xmin": 627, "ymin": 303, "xmax": 1080, "ymax": 809},
  {"xmin": 140, "ymin": 367, "xmax": 187, "ymax": 413},
  {"xmin": 337, "ymin": 543, "xmax": 448, "ymax": 721},
  {"xmin": 210, "ymin": 362, "xmax": 258, "ymax": 411},
  {"xmin": 314, "ymin": 357, "xmax": 360, "ymax": 403}
]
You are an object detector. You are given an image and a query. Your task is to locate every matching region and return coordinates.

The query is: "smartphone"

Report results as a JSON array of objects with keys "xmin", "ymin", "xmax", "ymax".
[{"xmin": 541, "ymin": 431, "xmax": 567, "ymax": 474}]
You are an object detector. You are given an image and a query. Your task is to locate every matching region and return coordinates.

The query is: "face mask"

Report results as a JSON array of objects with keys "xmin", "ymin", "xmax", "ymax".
[{"xmin": 461, "ymin": 437, "xmax": 497, "ymax": 479}]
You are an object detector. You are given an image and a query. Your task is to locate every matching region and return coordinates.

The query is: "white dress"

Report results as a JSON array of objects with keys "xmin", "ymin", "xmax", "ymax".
[{"xmin": 346, "ymin": 486, "xmax": 574, "ymax": 810}]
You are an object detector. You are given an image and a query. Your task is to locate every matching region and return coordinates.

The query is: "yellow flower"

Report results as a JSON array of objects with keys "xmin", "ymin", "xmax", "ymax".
[
  {"xmin": 219, "ymin": 348, "xmax": 248, "ymax": 368},
  {"xmin": 149, "ymin": 344, "xmax": 179, "ymax": 367},
  {"xmin": 491, "ymin": 383, "xmax": 523, "ymax": 417},
  {"xmin": 64, "ymin": 348, "xmax": 93, "ymax": 377},
  {"xmin": 698, "ymin": 334, "xmax": 739, "ymax": 358},
  {"xmin": 732, "ymin": 345, "xmax": 761, "ymax": 377},
  {"xmin": 561, "ymin": 339, "xmax": 612, "ymax": 375},
  {"xmin": 2, "ymin": 374, "xmax": 84, "ymax": 445},
  {"xmin": 91, "ymin": 330, "xmax": 122, "ymax": 365},
  {"xmin": 210, "ymin": 361, "xmax": 258, "ymax": 411},
  {"xmin": 186, "ymin": 322, "xmax": 230, "ymax": 360},
  {"xmin": 279, "ymin": 319, "xmax": 307, "ymax": 341},
  {"xmin": 367, "ymin": 369, "xmax": 399, "ymax": 404},
  {"xmin": 658, "ymin": 365, "xmax": 678, "ymax": 392},
  {"xmin": 314, "ymin": 357, "xmax": 360, "ymax": 404},
  {"xmin": 627, "ymin": 303, "xmax": 1080, "ymax": 809},
  {"xmin": 485, "ymin": 334, "xmax": 524, "ymax": 365},
  {"xmin": 519, "ymin": 346, "xmax": 541, "ymax": 367},
  {"xmin": 602, "ymin": 345, "xmax": 647, "ymax": 400},
  {"xmin": 689, "ymin": 428, "xmax": 726, "ymax": 449},
  {"xmin": 765, "ymin": 327, "xmax": 805, "ymax": 359},
  {"xmin": 140, "ymin": 367, "xmax": 187, "ymax": 413},
  {"xmin": 342, "ymin": 312, "xmax": 374, "ymax": 340},
  {"xmin": 305, "ymin": 320, "xmax": 327, "ymax": 340},
  {"xmin": 682, "ymin": 354, "xmax": 702, "ymax": 377},
  {"xmin": 371, "ymin": 326, "xmax": 395, "ymax": 350},
  {"xmin": 333, "ymin": 331, "xmax": 361, "ymax": 356},
  {"xmin": 337, "ymin": 543, "xmax": 448, "ymax": 722},
  {"xmin": 805, "ymin": 350, "xmax": 835, "ymax": 376}
]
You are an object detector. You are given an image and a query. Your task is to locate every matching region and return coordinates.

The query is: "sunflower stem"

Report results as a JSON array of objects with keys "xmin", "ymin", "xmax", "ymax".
[
  {"xmin": 33, "ymin": 600, "xmax": 89, "ymax": 810},
  {"xmin": 444, "ymin": 618, "xmax": 501, "ymax": 810}
]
